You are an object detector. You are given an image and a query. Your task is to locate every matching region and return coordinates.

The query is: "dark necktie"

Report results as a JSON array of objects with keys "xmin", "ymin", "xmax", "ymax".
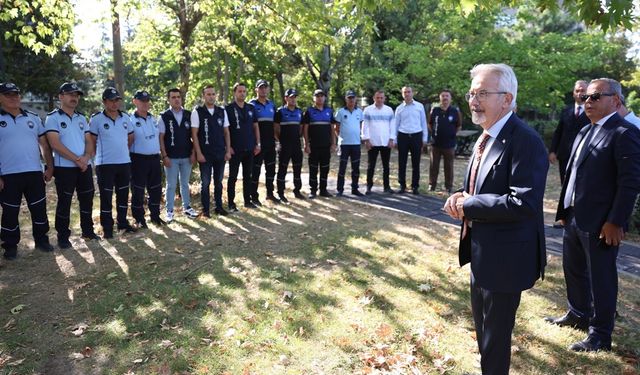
[
  {"xmin": 563, "ymin": 124, "xmax": 596, "ymax": 208},
  {"xmin": 468, "ymin": 132, "xmax": 491, "ymax": 195}
]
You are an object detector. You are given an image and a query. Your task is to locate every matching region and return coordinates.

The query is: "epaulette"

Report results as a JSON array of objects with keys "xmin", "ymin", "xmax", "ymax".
[
  {"xmin": 24, "ymin": 109, "xmax": 39, "ymax": 116},
  {"xmin": 47, "ymin": 109, "xmax": 59, "ymax": 115},
  {"xmin": 91, "ymin": 112, "xmax": 101, "ymax": 118}
]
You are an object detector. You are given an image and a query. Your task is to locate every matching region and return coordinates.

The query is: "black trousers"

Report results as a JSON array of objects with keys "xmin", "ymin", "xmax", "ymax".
[
  {"xmin": 0, "ymin": 171, "xmax": 49, "ymax": 248},
  {"xmin": 200, "ymin": 157, "xmax": 225, "ymax": 213},
  {"xmin": 228, "ymin": 150, "xmax": 254, "ymax": 206},
  {"xmin": 397, "ymin": 131, "xmax": 423, "ymax": 190},
  {"xmin": 471, "ymin": 272, "xmax": 521, "ymax": 375},
  {"xmin": 130, "ymin": 153, "xmax": 162, "ymax": 223},
  {"xmin": 308, "ymin": 146, "xmax": 330, "ymax": 193},
  {"xmin": 562, "ymin": 209, "xmax": 618, "ymax": 341},
  {"xmin": 366, "ymin": 146, "xmax": 391, "ymax": 189},
  {"xmin": 337, "ymin": 144, "xmax": 361, "ymax": 192},
  {"xmin": 54, "ymin": 166, "xmax": 95, "ymax": 240},
  {"xmin": 252, "ymin": 144, "xmax": 276, "ymax": 199},
  {"xmin": 277, "ymin": 141, "xmax": 303, "ymax": 195},
  {"xmin": 96, "ymin": 163, "xmax": 131, "ymax": 233},
  {"xmin": 558, "ymin": 157, "xmax": 569, "ymax": 184}
]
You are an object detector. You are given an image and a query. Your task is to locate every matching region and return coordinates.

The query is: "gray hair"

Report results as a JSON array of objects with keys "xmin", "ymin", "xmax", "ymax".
[
  {"xmin": 591, "ymin": 78, "xmax": 623, "ymax": 103},
  {"xmin": 470, "ymin": 63, "xmax": 518, "ymax": 110},
  {"xmin": 575, "ymin": 80, "xmax": 588, "ymax": 87}
]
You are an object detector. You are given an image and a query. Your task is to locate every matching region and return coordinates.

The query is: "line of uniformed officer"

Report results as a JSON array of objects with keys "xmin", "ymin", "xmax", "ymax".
[
  {"xmin": 250, "ymin": 79, "xmax": 278, "ymax": 204},
  {"xmin": 275, "ymin": 88, "xmax": 306, "ymax": 202}
]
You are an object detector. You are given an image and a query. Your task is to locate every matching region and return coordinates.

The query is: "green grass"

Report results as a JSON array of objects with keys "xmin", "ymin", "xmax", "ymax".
[{"xmin": 0, "ymin": 146, "xmax": 638, "ymax": 374}]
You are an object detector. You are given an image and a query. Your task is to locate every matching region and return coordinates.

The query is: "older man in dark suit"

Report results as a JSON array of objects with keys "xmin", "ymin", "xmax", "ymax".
[
  {"xmin": 444, "ymin": 64, "xmax": 548, "ymax": 375},
  {"xmin": 549, "ymin": 80, "xmax": 590, "ymax": 183},
  {"xmin": 546, "ymin": 78, "xmax": 640, "ymax": 352}
]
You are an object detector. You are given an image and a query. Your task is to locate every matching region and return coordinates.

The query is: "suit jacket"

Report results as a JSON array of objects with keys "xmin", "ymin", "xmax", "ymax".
[
  {"xmin": 556, "ymin": 113, "xmax": 640, "ymax": 233},
  {"xmin": 460, "ymin": 113, "xmax": 549, "ymax": 293},
  {"xmin": 550, "ymin": 105, "xmax": 590, "ymax": 162}
]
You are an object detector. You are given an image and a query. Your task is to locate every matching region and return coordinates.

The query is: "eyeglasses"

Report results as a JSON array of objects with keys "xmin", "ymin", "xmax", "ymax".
[
  {"xmin": 465, "ymin": 91, "xmax": 508, "ymax": 102},
  {"xmin": 580, "ymin": 92, "xmax": 616, "ymax": 102}
]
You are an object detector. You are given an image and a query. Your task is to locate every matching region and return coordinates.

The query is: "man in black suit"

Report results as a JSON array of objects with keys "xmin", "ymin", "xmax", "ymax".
[
  {"xmin": 546, "ymin": 78, "xmax": 640, "ymax": 352},
  {"xmin": 444, "ymin": 64, "xmax": 548, "ymax": 374},
  {"xmin": 549, "ymin": 80, "xmax": 589, "ymax": 183}
]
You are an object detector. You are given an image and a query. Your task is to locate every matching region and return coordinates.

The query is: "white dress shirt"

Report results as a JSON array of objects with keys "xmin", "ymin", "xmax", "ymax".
[{"xmin": 394, "ymin": 100, "xmax": 428, "ymax": 142}]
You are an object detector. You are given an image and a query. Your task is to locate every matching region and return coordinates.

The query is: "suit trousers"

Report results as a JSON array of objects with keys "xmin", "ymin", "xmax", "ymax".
[
  {"xmin": 471, "ymin": 272, "xmax": 521, "ymax": 375},
  {"xmin": 308, "ymin": 146, "xmax": 330, "ymax": 193},
  {"xmin": 366, "ymin": 146, "xmax": 391, "ymax": 189},
  {"xmin": 562, "ymin": 209, "xmax": 618, "ymax": 341},
  {"xmin": 429, "ymin": 146, "xmax": 455, "ymax": 190},
  {"xmin": 251, "ymin": 144, "xmax": 276, "ymax": 199},
  {"xmin": 199, "ymin": 157, "xmax": 225, "ymax": 213},
  {"xmin": 277, "ymin": 142, "xmax": 303, "ymax": 195},
  {"xmin": 0, "ymin": 171, "xmax": 49, "ymax": 249},
  {"xmin": 54, "ymin": 166, "xmax": 95, "ymax": 240},
  {"xmin": 558, "ymin": 157, "xmax": 569, "ymax": 184},
  {"xmin": 130, "ymin": 154, "xmax": 162, "ymax": 223},
  {"xmin": 337, "ymin": 144, "xmax": 361, "ymax": 192},
  {"xmin": 397, "ymin": 131, "xmax": 423, "ymax": 190},
  {"xmin": 228, "ymin": 150, "xmax": 254, "ymax": 206},
  {"xmin": 96, "ymin": 164, "xmax": 131, "ymax": 234}
]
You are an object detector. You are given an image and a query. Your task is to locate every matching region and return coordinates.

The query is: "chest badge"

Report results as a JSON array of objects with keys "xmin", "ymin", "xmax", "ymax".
[
  {"xmin": 104, "ymin": 123, "xmax": 110, "ymax": 130},
  {"xmin": 61, "ymin": 121, "xmax": 67, "ymax": 129},
  {"xmin": 0, "ymin": 121, "xmax": 6, "ymax": 128},
  {"xmin": 448, "ymin": 115, "xmax": 454, "ymax": 122},
  {"xmin": 136, "ymin": 122, "xmax": 141, "ymax": 127},
  {"xmin": 79, "ymin": 123, "xmax": 84, "ymax": 130},
  {"xmin": 27, "ymin": 120, "xmax": 35, "ymax": 129},
  {"xmin": 217, "ymin": 118, "xmax": 223, "ymax": 126}
]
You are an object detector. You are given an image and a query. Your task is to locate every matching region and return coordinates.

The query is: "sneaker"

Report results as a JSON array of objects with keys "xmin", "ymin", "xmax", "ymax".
[
  {"xmin": 319, "ymin": 190, "xmax": 333, "ymax": 198},
  {"xmin": 81, "ymin": 232, "xmax": 101, "ymax": 240},
  {"xmin": 252, "ymin": 199, "xmax": 263, "ymax": 207},
  {"xmin": 3, "ymin": 246, "xmax": 17, "ymax": 260},
  {"xmin": 352, "ymin": 189, "xmax": 364, "ymax": 197},
  {"xmin": 294, "ymin": 191, "xmax": 307, "ymax": 199},
  {"xmin": 308, "ymin": 192, "xmax": 317, "ymax": 199},
  {"xmin": 215, "ymin": 207, "xmax": 229, "ymax": 216},
  {"xmin": 58, "ymin": 238, "xmax": 72, "ymax": 249},
  {"xmin": 228, "ymin": 204, "xmax": 238, "ymax": 212},
  {"xmin": 265, "ymin": 194, "xmax": 281, "ymax": 204},
  {"xmin": 166, "ymin": 210, "xmax": 174, "ymax": 222},
  {"xmin": 278, "ymin": 194, "xmax": 289, "ymax": 203},
  {"xmin": 136, "ymin": 221, "xmax": 148, "ymax": 229},
  {"xmin": 184, "ymin": 206, "xmax": 198, "ymax": 218},
  {"xmin": 244, "ymin": 202, "xmax": 258, "ymax": 209},
  {"xmin": 150, "ymin": 217, "xmax": 166, "ymax": 226},
  {"xmin": 118, "ymin": 224, "xmax": 137, "ymax": 233},
  {"xmin": 35, "ymin": 241, "xmax": 54, "ymax": 252}
]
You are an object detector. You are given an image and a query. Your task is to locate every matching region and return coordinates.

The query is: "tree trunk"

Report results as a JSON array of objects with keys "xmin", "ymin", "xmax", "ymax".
[
  {"xmin": 275, "ymin": 71, "xmax": 284, "ymax": 104},
  {"xmin": 111, "ymin": 0, "xmax": 125, "ymax": 96}
]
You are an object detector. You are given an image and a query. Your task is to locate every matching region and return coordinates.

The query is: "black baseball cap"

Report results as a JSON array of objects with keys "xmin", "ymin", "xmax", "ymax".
[
  {"xmin": 285, "ymin": 88, "xmax": 298, "ymax": 97},
  {"xmin": 0, "ymin": 82, "xmax": 20, "ymax": 94},
  {"xmin": 133, "ymin": 90, "xmax": 152, "ymax": 101},
  {"xmin": 313, "ymin": 89, "xmax": 325, "ymax": 97},
  {"xmin": 102, "ymin": 87, "xmax": 122, "ymax": 100},
  {"xmin": 59, "ymin": 82, "xmax": 84, "ymax": 95},
  {"xmin": 256, "ymin": 79, "xmax": 269, "ymax": 88},
  {"xmin": 345, "ymin": 90, "xmax": 356, "ymax": 98}
]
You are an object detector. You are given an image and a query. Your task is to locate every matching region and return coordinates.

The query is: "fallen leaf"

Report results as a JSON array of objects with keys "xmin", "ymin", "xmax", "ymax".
[
  {"xmin": 511, "ymin": 345, "xmax": 520, "ymax": 353},
  {"xmin": 3, "ymin": 318, "xmax": 16, "ymax": 329},
  {"xmin": 71, "ymin": 323, "xmax": 89, "ymax": 337},
  {"xmin": 133, "ymin": 358, "xmax": 144, "ymax": 364},
  {"xmin": 228, "ymin": 266, "xmax": 242, "ymax": 274},
  {"xmin": 375, "ymin": 323, "xmax": 393, "ymax": 340},
  {"xmin": 81, "ymin": 347, "xmax": 92, "ymax": 358},
  {"xmin": 159, "ymin": 340, "xmax": 174, "ymax": 348},
  {"xmin": 264, "ymin": 251, "xmax": 274, "ymax": 257},
  {"xmin": 224, "ymin": 328, "xmax": 236, "ymax": 337},
  {"xmin": 106, "ymin": 272, "xmax": 118, "ymax": 280},
  {"xmin": 418, "ymin": 283, "xmax": 433, "ymax": 293},
  {"xmin": 113, "ymin": 304, "xmax": 124, "ymax": 313},
  {"xmin": 68, "ymin": 353, "xmax": 85, "ymax": 361},
  {"xmin": 279, "ymin": 354, "xmax": 291, "ymax": 366},
  {"xmin": 10, "ymin": 304, "xmax": 25, "ymax": 315},
  {"xmin": 359, "ymin": 295, "xmax": 374, "ymax": 306},
  {"xmin": 7, "ymin": 358, "xmax": 25, "ymax": 366},
  {"xmin": 326, "ymin": 259, "xmax": 338, "ymax": 265}
]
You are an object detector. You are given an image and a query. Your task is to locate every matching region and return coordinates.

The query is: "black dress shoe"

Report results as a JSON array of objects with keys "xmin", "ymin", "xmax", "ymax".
[
  {"xmin": 544, "ymin": 312, "xmax": 589, "ymax": 331},
  {"xmin": 308, "ymin": 192, "xmax": 317, "ymax": 199},
  {"xmin": 136, "ymin": 221, "xmax": 148, "ymax": 229},
  {"xmin": 3, "ymin": 246, "xmax": 17, "ymax": 260},
  {"xmin": 336, "ymin": 190, "xmax": 344, "ymax": 197},
  {"xmin": 352, "ymin": 189, "xmax": 364, "ymax": 197},
  {"xmin": 365, "ymin": 188, "xmax": 372, "ymax": 195},
  {"xmin": 384, "ymin": 187, "xmax": 395, "ymax": 194},
  {"xmin": 82, "ymin": 232, "xmax": 101, "ymax": 240},
  {"xmin": 202, "ymin": 212, "xmax": 211, "ymax": 218},
  {"xmin": 252, "ymin": 199, "xmax": 263, "ymax": 207},
  {"xmin": 35, "ymin": 241, "xmax": 54, "ymax": 252},
  {"xmin": 103, "ymin": 232, "xmax": 113, "ymax": 239},
  {"xmin": 293, "ymin": 191, "xmax": 306, "ymax": 199},
  {"xmin": 398, "ymin": 187, "xmax": 406, "ymax": 194},
  {"xmin": 412, "ymin": 188, "xmax": 420, "ymax": 195},
  {"xmin": 244, "ymin": 202, "xmax": 259, "ymax": 209},
  {"xmin": 319, "ymin": 190, "xmax": 333, "ymax": 198},
  {"xmin": 215, "ymin": 207, "xmax": 229, "ymax": 216},
  {"xmin": 278, "ymin": 195, "xmax": 289, "ymax": 203},
  {"xmin": 265, "ymin": 194, "xmax": 281, "ymax": 203},
  {"xmin": 228, "ymin": 204, "xmax": 238, "ymax": 212},
  {"xmin": 118, "ymin": 224, "xmax": 137, "ymax": 233},
  {"xmin": 569, "ymin": 336, "xmax": 611, "ymax": 352},
  {"xmin": 58, "ymin": 239, "xmax": 72, "ymax": 249}
]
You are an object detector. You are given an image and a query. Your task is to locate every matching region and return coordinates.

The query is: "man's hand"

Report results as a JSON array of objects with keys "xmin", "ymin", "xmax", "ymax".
[
  {"xmin": 388, "ymin": 140, "xmax": 394, "ymax": 149},
  {"xmin": 0, "ymin": 176, "xmax": 4, "ymax": 192},
  {"xmin": 365, "ymin": 140, "xmax": 371, "ymax": 150},
  {"xmin": 163, "ymin": 157, "xmax": 172, "ymax": 168},
  {"xmin": 548, "ymin": 152, "xmax": 557, "ymax": 164},
  {"xmin": 224, "ymin": 151, "xmax": 232, "ymax": 161},
  {"xmin": 254, "ymin": 144, "xmax": 261, "ymax": 156},
  {"xmin": 444, "ymin": 191, "xmax": 464, "ymax": 220},
  {"xmin": 197, "ymin": 153, "xmax": 206, "ymax": 163},
  {"xmin": 44, "ymin": 167, "xmax": 54, "ymax": 182},
  {"xmin": 600, "ymin": 222, "xmax": 624, "ymax": 247},
  {"xmin": 304, "ymin": 145, "xmax": 310, "ymax": 154},
  {"xmin": 330, "ymin": 144, "xmax": 336, "ymax": 153},
  {"xmin": 77, "ymin": 155, "xmax": 90, "ymax": 172}
]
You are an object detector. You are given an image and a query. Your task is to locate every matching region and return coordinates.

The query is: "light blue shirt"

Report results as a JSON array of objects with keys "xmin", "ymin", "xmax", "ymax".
[
  {"xmin": 0, "ymin": 109, "xmax": 45, "ymax": 175},
  {"xmin": 129, "ymin": 112, "xmax": 160, "ymax": 155},
  {"xmin": 44, "ymin": 108, "xmax": 90, "ymax": 167},
  {"xmin": 335, "ymin": 107, "xmax": 363, "ymax": 145},
  {"xmin": 394, "ymin": 100, "xmax": 428, "ymax": 142},
  {"xmin": 89, "ymin": 110, "xmax": 133, "ymax": 165}
]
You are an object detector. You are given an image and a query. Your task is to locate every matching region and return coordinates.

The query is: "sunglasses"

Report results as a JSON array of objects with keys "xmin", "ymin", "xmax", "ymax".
[{"xmin": 580, "ymin": 92, "xmax": 616, "ymax": 102}]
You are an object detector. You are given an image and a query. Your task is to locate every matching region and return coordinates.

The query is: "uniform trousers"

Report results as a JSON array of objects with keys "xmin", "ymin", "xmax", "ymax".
[
  {"xmin": 54, "ymin": 166, "xmax": 95, "ymax": 241},
  {"xmin": 251, "ymin": 144, "xmax": 276, "ymax": 199},
  {"xmin": 277, "ymin": 141, "xmax": 303, "ymax": 195},
  {"xmin": 308, "ymin": 146, "xmax": 330, "ymax": 193},
  {"xmin": 200, "ymin": 156, "xmax": 225, "ymax": 213},
  {"xmin": 429, "ymin": 146, "xmax": 455, "ymax": 190},
  {"xmin": 0, "ymin": 171, "xmax": 49, "ymax": 249},
  {"xmin": 130, "ymin": 153, "xmax": 162, "ymax": 223},
  {"xmin": 228, "ymin": 150, "xmax": 254, "ymax": 206},
  {"xmin": 366, "ymin": 146, "xmax": 391, "ymax": 189},
  {"xmin": 337, "ymin": 144, "xmax": 360, "ymax": 192},
  {"xmin": 96, "ymin": 163, "xmax": 131, "ymax": 234},
  {"xmin": 397, "ymin": 131, "xmax": 423, "ymax": 190}
]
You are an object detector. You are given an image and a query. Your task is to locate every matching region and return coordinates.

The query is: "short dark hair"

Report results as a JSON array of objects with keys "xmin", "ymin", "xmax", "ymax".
[
  {"xmin": 374, "ymin": 90, "xmax": 385, "ymax": 96},
  {"xmin": 440, "ymin": 89, "xmax": 452, "ymax": 95},
  {"xmin": 232, "ymin": 82, "xmax": 246, "ymax": 93},
  {"xmin": 167, "ymin": 88, "xmax": 181, "ymax": 99},
  {"xmin": 202, "ymin": 84, "xmax": 216, "ymax": 94}
]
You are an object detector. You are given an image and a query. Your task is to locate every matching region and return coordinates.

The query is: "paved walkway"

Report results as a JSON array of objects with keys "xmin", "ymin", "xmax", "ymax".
[{"xmin": 329, "ymin": 184, "xmax": 640, "ymax": 277}]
